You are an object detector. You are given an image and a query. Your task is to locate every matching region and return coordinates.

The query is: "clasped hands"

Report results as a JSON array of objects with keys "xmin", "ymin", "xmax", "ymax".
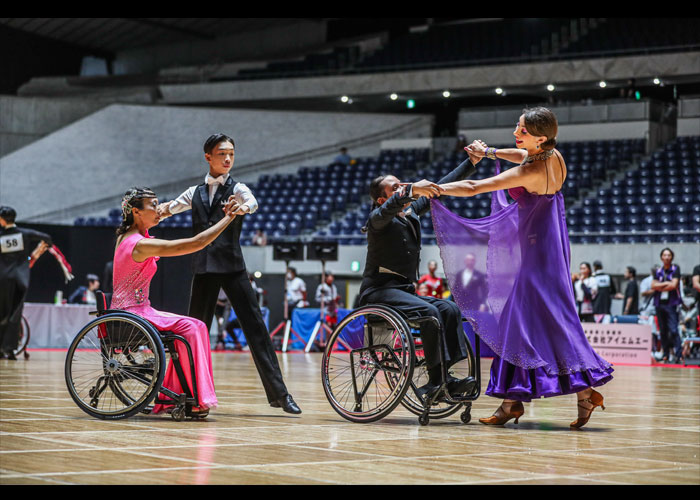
[
  {"xmin": 155, "ymin": 196, "xmax": 248, "ymax": 219},
  {"xmin": 397, "ymin": 141, "xmax": 485, "ymax": 199}
]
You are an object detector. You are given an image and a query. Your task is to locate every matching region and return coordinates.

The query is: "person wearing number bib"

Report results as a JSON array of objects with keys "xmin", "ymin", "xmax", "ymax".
[
  {"xmin": 652, "ymin": 248, "xmax": 683, "ymax": 363},
  {"xmin": 0, "ymin": 206, "xmax": 53, "ymax": 359}
]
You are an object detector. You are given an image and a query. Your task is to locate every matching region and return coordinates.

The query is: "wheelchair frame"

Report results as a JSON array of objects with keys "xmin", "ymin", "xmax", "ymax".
[
  {"xmin": 64, "ymin": 291, "xmax": 205, "ymax": 421},
  {"xmin": 321, "ymin": 304, "xmax": 482, "ymax": 426}
]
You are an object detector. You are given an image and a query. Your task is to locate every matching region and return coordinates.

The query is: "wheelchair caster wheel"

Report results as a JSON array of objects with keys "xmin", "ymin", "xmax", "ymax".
[
  {"xmin": 460, "ymin": 411, "xmax": 471, "ymax": 424},
  {"xmin": 171, "ymin": 407, "xmax": 185, "ymax": 421},
  {"xmin": 419, "ymin": 414, "xmax": 430, "ymax": 426}
]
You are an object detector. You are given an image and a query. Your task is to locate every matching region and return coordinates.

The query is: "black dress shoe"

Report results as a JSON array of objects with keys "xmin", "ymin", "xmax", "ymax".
[
  {"xmin": 5, "ymin": 351, "xmax": 17, "ymax": 361},
  {"xmin": 447, "ymin": 376, "xmax": 476, "ymax": 397},
  {"xmin": 271, "ymin": 394, "xmax": 302, "ymax": 414},
  {"xmin": 416, "ymin": 382, "xmax": 441, "ymax": 400}
]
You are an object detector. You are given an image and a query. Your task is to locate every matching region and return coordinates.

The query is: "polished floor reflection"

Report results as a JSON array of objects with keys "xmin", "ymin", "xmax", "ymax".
[{"xmin": 1, "ymin": 351, "xmax": 699, "ymax": 485}]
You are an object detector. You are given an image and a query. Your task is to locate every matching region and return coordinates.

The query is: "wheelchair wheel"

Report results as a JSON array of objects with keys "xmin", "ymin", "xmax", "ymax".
[
  {"xmin": 12, "ymin": 316, "xmax": 31, "ymax": 358},
  {"xmin": 321, "ymin": 305, "xmax": 415, "ymax": 423},
  {"xmin": 399, "ymin": 331, "xmax": 476, "ymax": 419},
  {"xmin": 65, "ymin": 312, "xmax": 166, "ymax": 420}
]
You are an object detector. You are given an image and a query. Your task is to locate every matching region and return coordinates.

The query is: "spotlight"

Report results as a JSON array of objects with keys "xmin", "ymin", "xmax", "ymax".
[
  {"xmin": 340, "ymin": 95, "xmax": 349, "ymax": 103},
  {"xmin": 653, "ymin": 78, "xmax": 661, "ymax": 85},
  {"xmin": 495, "ymin": 87, "xmax": 503, "ymax": 95},
  {"xmin": 390, "ymin": 93, "xmax": 398, "ymax": 100},
  {"xmin": 254, "ymin": 271, "xmax": 262, "ymax": 278},
  {"xmin": 546, "ymin": 84, "xmax": 555, "ymax": 92},
  {"xmin": 442, "ymin": 90, "xmax": 451, "ymax": 98},
  {"xmin": 598, "ymin": 81, "xmax": 607, "ymax": 88}
]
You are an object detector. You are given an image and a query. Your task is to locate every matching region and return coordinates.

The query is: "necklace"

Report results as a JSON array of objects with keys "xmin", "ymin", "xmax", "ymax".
[{"xmin": 525, "ymin": 149, "xmax": 554, "ymax": 163}]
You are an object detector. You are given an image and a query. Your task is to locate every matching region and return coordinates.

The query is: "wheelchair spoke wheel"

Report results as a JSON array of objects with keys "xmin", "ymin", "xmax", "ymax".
[
  {"xmin": 65, "ymin": 313, "xmax": 165, "ymax": 420},
  {"xmin": 12, "ymin": 316, "xmax": 31, "ymax": 357},
  {"xmin": 395, "ymin": 327, "xmax": 477, "ymax": 419},
  {"xmin": 322, "ymin": 306, "xmax": 415, "ymax": 423}
]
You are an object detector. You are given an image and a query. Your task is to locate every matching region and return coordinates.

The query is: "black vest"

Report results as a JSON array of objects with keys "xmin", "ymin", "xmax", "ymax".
[
  {"xmin": 191, "ymin": 177, "xmax": 246, "ymax": 274},
  {"xmin": 360, "ymin": 208, "xmax": 422, "ymax": 295}
]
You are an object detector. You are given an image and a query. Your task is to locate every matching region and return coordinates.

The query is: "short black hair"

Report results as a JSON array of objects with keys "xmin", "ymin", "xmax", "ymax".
[
  {"xmin": 288, "ymin": 267, "xmax": 297, "ymax": 276},
  {"xmin": 0, "ymin": 206, "xmax": 16, "ymax": 223},
  {"xmin": 660, "ymin": 247, "xmax": 674, "ymax": 259},
  {"xmin": 593, "ymin": 260, "xmax": 603, "ymax": 269},
  {"xmin": 203, "ymin": 133, "xmax": 235, "ymax": 155},
  {"xmin": 626, "ymin": 266, "xmax": 636, "ymax": 277}
]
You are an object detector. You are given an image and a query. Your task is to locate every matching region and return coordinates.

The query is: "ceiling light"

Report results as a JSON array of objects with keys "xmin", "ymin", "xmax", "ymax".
[
  {"xmin": 390, "ymin": 93, "xmax": 398, "ymax": 100},
  {"xmin": 653, "ymin": 78, "xmax": 661, "ymax": 85},
  {"xmin": 598, "ymin": 81, "xmax": 607, "ymax": 88},
  {"xmin": 495, "ymin": 87, "xmax": 503, "ymax": 95},
  {"xmin": 340, "ymin": 95, "xmax": 349, "ymax": 103},
  {"xmin": 442, "ymin": 90, "xmax": 451, "ymax": 98},
  {"xmin": 546, "ymin": 84, "xmax": 555, "ymax": 92}
]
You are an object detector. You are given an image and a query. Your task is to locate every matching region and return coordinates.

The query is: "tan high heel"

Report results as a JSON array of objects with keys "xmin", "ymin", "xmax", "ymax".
[
  {"xmin": 570, "ymin": 389, "xmax": 605, "ymax": 428},
  {"xmin": 479, "ymin": 401, "xmax": 525, "ymax": 425}
]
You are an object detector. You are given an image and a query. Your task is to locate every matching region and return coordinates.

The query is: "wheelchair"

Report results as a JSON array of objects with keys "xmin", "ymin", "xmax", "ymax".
[
  {"xmin": 321, "ymin": 304, "xmax": 481, "ymax": 426},
  {"xmin": 11, "ymin": 315, "xmax": 31, "ymax": 359},
  {"xmin": 64, "ymin": 291, "xmax": 205, "ymax": 421}
]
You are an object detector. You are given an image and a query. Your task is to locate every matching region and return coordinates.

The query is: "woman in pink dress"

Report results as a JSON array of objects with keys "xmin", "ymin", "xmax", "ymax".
[{"xmin": 111, "ymin": 187, "xmax": 241, "ymax": 417}]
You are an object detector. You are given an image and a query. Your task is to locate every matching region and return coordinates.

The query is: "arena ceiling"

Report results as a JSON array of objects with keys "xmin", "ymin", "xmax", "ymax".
[{"xmin": 0, "ymin": 18, "xmax": 319, "ymax": 55}]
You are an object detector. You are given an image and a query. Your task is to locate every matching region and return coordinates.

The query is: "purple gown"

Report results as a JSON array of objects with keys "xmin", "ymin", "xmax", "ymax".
[{"xmin": 430, "ymin": 163, "xmax": 613, "ymax": 402}]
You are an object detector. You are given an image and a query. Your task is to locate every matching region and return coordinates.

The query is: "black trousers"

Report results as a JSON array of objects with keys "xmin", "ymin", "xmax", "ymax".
[
  {"xmin": 189, "ymin": 271, "xmax": 289, "ymax": 402},
  {"xmin": 656, "ymin": 303, "xmax": 682, "ymax": 359},
  {"xmin": 0, "ymin": 279, "xmax": 27, "ymax": 353},
  {"xmin": 360, "ymin": 286, "xmax": 468, "ymax": 370}
]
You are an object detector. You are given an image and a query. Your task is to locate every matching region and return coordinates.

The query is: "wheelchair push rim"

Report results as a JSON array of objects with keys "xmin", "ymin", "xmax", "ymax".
[
  {"xmin": 64, "ymin": 313, "xmax": 165, "ymax": 420},
  {"xmin": 321, "ymin": 305, "xmax": 415, "ymax": 423},
  {"xmin": 13, "ymin": 316, "xmax": 31, "ymax": 357},
  {"xmin": 396, "ymin": 333, "xmax": 476, "ymax": 419}
]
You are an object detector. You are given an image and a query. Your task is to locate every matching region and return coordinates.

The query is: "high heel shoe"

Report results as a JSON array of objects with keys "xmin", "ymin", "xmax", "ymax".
[
  {"xmin": 570, "ymin": 389, "xmax": 605, "ymax": 428},
  {"xmin": 479, "ymin": 401, "xmax": 525, "ymax": 425}
]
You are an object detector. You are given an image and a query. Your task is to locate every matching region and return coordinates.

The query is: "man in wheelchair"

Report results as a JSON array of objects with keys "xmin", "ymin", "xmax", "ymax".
[{"xmin": 358, "ymin": 156, "xmax": 478, "ymax": 401}]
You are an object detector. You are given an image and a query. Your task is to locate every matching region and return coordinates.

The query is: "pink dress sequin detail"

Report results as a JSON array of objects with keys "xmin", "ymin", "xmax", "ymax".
[{"xmin": 112, "ymin": 232, "xmax": 218, "ymax": 413}]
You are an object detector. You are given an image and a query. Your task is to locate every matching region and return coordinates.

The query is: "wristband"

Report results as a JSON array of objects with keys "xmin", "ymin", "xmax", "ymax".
[{"xmin": 486, "ymin": 147, "xmax": 498, "ymax": 160}]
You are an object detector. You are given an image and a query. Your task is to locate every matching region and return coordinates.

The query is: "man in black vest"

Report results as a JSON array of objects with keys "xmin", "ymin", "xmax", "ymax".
[
  {"xmin": 358, "ymin": 155, "xmax": 478, "ymax": 399},
  {"xmin": 0, "ymin": 206, "xmax": 53, "ymax": 359},
  {"xmin": 157, "ymin": 134, "xmax": 301, "ymax": 414}
]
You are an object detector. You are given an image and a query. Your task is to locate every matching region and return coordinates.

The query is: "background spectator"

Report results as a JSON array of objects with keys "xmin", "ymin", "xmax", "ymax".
[
  {"xmin": 692, "ymin": 264, "xmax": 700, "ymax": 304},
  {"xmin": 640, "ymin": 265, "xmax": 660, "ymax": 315},
  {"xmin": 251, "ymin": 229, "xmax": 267, "ymax": 246},
  {"xmin": 417, "ymin": 282, "xmax": 431, "ymax": 297},
  {"xmin": 315, "ymin": 271, "xmax": 341, "ymax": 328},
  {"xmin": 614, "ymin": 266, "xmax": 639, "ymax": 315},
  {"xmin": 573, "ymin": 262, "xmax": 598, "ymax": 322},
  {"xmin": 333, "ymin": 147, "xmax": 352, "ymax": 166},
  {"xmin": 68, "ymin": 273, "xmax": 100, "ymax": 305},
  {"xmin": 418, "ymin": 260, "xmax": 445, "ymax": 298},
  {"xmin": 592, "ymin": 260, "xmax": 616, "ymax": 315},
  {"xmin": 285, "ymin": 267, "xmax": 307, "ymax": 317},
  {"xmin": 459, "ymin": 252, "xmax": 487, "ymax": 312},
  {"xmin": 651, "ymin": 248, "xmax": 682, "ymax": 363}
]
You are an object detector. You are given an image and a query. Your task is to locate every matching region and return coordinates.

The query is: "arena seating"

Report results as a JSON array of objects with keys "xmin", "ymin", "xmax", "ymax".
[
  {"xmin": 567, "ymin": 135, "xmax": 700, "ymax": 244},
  {"xmin": 214, "ymin": 19, "xmax": 700, "ymax": 81}
]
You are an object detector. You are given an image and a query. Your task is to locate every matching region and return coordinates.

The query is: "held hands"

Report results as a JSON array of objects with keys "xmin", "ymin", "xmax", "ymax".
[
  {"xmin": 222, "ymin": 195, "xmax": 248, "ymax": 217},
  {"xmin": 156, "ymin": 202, "xmax": 172, "ymax": 219},
  {"xmin": 465, "ymin": 140, "xmax": 488, "ymax": 160},
  {"xmin": 409, "ymin": 179, "xmax": 445, "ymax": 199}
]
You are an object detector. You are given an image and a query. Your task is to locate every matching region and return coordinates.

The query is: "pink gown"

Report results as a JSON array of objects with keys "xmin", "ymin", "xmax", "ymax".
[{"xmin": 111, "ymin": 232, "xmax": 218, "ymax": 413}]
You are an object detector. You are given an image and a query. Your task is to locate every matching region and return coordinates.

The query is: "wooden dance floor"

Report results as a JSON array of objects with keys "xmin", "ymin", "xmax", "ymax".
[{"xmin": 1, "ymin": 351, "xmax": 699, "ymax": 485}]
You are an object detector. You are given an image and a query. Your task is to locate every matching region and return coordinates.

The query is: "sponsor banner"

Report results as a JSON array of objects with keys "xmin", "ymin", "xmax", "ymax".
[{"xmin": 582, "ymin": 322, "xmax": 652, "ymax": 365}]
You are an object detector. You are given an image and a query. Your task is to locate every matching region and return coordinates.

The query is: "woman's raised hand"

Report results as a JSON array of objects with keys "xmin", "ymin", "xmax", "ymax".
[{"xmin": 465, "ymin": 140, "xmax": 487, "ymax": 158}]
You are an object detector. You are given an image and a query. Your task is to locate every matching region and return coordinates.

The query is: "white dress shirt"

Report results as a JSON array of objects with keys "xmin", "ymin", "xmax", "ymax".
[{"xmin": 167, "ymin": 173, "xmax": 258, "ymax": 215}]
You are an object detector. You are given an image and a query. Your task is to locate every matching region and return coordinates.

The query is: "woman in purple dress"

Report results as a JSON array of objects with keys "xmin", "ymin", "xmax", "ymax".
[{"xmin": 432, "ymin": 107, "xmax": 613, "ymax": 428}]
